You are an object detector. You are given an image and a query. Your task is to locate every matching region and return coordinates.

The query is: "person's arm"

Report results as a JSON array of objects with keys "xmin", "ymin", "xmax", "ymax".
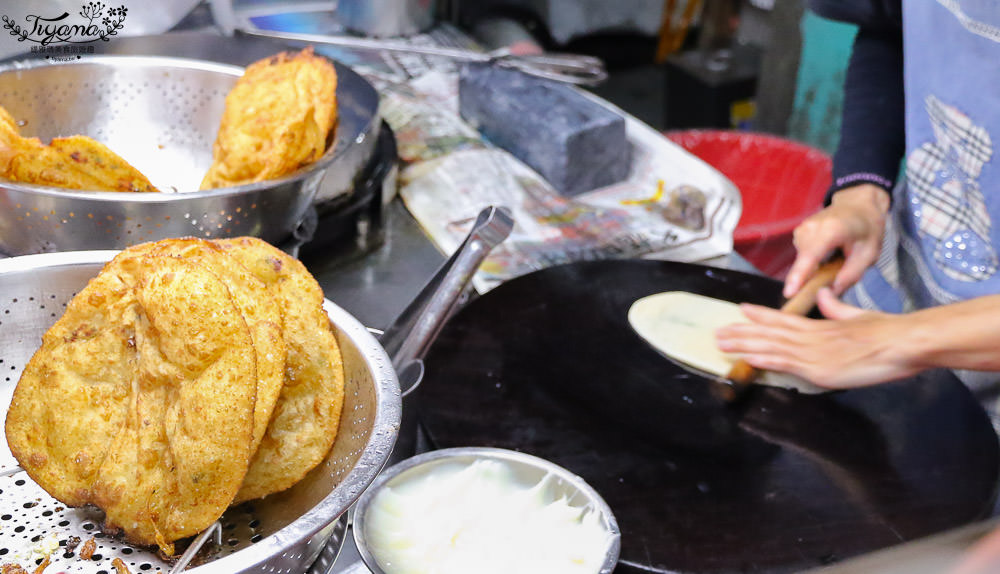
[
  {"xmin": 951, "ymin": 524, "xmax": 1000, "ymax": 574},
  {"xmin": 715, "ymin": 289, "xmax": 1000, "ymax": 389},
  {"xmin": 809, "ymin": 0, "xmax": 904, "ymax": 196},
  {"xmin": 826, "ymin": 21, "xmax": 905, "ymax": 198},
  {"xmin": 783, "ymin": 0, "xmax": 904, "ymax": 297}
]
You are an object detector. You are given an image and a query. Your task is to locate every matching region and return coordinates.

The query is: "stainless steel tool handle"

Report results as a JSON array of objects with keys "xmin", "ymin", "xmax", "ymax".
[
  {"xmin": 488, "ymin": 49, "xmax": 609, "ymax": 85},
  {"xmin": 379, "ymin": 206, "xmax": 514, "ymax": 374},
  {"xmin": 238, "ymin": 27, "xmax": 494, "ymax": 61},
  {"xmin": 235, "ymin": 28, "xmax": 608, "ymax": 86}
]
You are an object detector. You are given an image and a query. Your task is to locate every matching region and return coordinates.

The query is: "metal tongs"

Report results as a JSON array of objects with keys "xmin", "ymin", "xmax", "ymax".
[
  {"xmin": 378, "ymin": 206, "xmax": 515, "ymax": 466},
  {"xmin": 235, "ymin": 27, "xmax": 609, "ymax": 86},
  {"xmin": 380, "ymin": 205, "xmax": 515, "ymax": 382}
]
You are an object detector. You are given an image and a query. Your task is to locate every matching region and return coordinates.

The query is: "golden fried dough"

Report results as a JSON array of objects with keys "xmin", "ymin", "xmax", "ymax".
[
  {"xmin": 6, "ymin": 252, "xmax": 257, "ymax": 554},
  {"xmin": 6, "ymin": 234, "xmax": 346, "ymax": 551},
  {"xmin": 141, "ymin": 238, "xmax": 286, "ymax": 452},
  {"xmin": 0, "ymin": 105, "xmax": 16, "ymax": 131},
  {"xmin": 200, "ymin": 48, "xmax": 338, "ymax": 189},
  {"xmin": 213, "ymin": 237, "xmax": 345, "ymax": 502},
  {"xmin": 0, "ymin": 106, "xmax": 158, "ymax": 192},
  {"xmin": 96, "ymin": 254, "xmax": 256, "ymax": 552},
  {"xmin": 44, "ymin": 135, "xmax": 158, "ymax": 192},
  {"xmin": 4, "ymin": 267, "xmax": 136, "ymax": 508},
  {"xmin": 0, "ymin": 114, "xmax": 42, "ymax": 179}
]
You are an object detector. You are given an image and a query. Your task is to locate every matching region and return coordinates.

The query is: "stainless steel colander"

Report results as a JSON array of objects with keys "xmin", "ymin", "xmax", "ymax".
[
  {"xmin": 0, "ymin": 251, "xmax": 401, "ymax": 573},
  {"xmin": 0, "ymin": 53, "xmax": 380, "ymax": 255}
]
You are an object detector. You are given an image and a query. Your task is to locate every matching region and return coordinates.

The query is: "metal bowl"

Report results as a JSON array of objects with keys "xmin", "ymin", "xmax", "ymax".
[
  {"xmin": 0, "ymin": 251, "xmax": 401, "ymax": 573},
  {"xmin": 353, "ymin": 446, "xmax": 622, "ymax": 574},
  {"xmin": 0, "ymin": 54, "xmax": 380, "ymax": 255}
]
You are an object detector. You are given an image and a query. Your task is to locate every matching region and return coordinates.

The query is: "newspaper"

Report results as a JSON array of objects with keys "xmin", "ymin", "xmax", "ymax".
[{"xmin": 250, "ymin": 21, "xmax": 744, "ymax": 292}]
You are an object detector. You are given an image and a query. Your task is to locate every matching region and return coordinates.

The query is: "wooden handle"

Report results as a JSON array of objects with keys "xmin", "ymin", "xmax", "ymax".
[
  {"xmin": 655, "ymin": 0, "xmax": 678, "ymax": 63},
  {"xmin": 779, "ymin": 257, "xmax": 845, "ymax": 315},
  {"xmin": 724, "ymin": 255, "xmax": 846, "ymax": 388}
]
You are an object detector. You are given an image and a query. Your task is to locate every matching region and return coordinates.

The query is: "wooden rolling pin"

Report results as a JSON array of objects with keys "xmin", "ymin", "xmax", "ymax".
[{"xmin": 722, "ymin": 254, "xmax": 846, "ymax": 399}]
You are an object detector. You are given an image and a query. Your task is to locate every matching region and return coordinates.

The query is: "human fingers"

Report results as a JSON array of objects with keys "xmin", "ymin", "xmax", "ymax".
[
  {"xmin": 815, "ymin": 288, "xmax": 866, "ymax": 321},
  {"xmin": 715, "ymin": 322, "xmax": 802, "ymax": 353},
  {"xmin": 832, "ymin": 250, "xmax": 871, "ymax": 295},
  {"xmin": 717, "ymin": 327, "xmax": 899, "ymax": 389},
  {"xmin": 714, "ymin": 305, "xmax": 815, "ymax": 349},
  {"xmin": 738, "ymin": 352, "xmax": 811, "ymax": 381},
  {"xmin": 831, "ymin": 235, "xmax": 882, "ymax": 294},
  {"xmin": 715, "ymin": 310, "xmax": 817, "ymax": 354},
  {"xmin": 738, "ymin": 303, "xmax": 818, "ymax": 329},
  {"xmin": 784, "ymin": 216, "xmax": 848, "ymax": 297},
  {"xmin": 783, "ymin": 250, "xmax": 823, "ymax": 299},
  {"xmin": 950, "ymin": 526, "xmax": 1000, "ymax": 574},
  {"xmin": 787, "ymin": 184, "xmax": 892, "ymax": 297},
  {"xmin": 714, "ymin": 323, "xmax": 818, "ymax": 381}
]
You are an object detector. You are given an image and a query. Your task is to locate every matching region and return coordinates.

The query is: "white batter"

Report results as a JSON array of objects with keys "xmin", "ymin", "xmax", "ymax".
[
  {"xmin": 628, "ymin": 291, "xmax": 827, "ymax": 394},
  {"xmin": 364, "ymin": 459, "xmax": 614, "ymax": 574}
]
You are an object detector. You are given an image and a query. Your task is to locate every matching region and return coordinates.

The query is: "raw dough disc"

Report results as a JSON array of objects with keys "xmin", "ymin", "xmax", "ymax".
[{"xmin": 627, "ymin": 291, "xmax": 828, "ymax": 394}]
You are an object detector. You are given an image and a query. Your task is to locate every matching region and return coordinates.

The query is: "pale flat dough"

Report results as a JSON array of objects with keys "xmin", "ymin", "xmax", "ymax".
[{"xmin": 628, "ymin": 291, "xmax": 828, "ymax": 394}]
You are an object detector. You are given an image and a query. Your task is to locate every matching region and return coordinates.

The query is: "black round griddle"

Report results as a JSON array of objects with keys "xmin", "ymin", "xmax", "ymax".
[{"xmin": 418, "ymin": 259, "xmax": 1000, "ymax": 573}]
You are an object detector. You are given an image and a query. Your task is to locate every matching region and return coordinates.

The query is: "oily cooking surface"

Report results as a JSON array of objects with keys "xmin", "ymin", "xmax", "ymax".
[
  {"xmin": 3, "ymin": 237, "xmax": 345, "ymax": 556},
  {"xmin": 419, "ymin": 259, "xmax": 1000, "ymax": 573},
  {"xmin": 200, "ymin": 48, "xmax": 338, "ymax": 190}
]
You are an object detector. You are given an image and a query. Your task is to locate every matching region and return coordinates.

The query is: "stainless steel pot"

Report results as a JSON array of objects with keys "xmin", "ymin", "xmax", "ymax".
[
  {"xmin": 0, "ymin": 250, "xmax": 401, "ymax": 574},
  {"xmin": 0, "ymin": 52, "xmax": 380, "ymax": 255},
  {"xmin": 352, "ymin": 447, "xmax": 622, "ymax": 574}
]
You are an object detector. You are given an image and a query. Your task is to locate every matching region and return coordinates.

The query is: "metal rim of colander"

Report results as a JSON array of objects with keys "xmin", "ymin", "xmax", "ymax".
[
  {"xmin": 352, "ymin": 446, "xmax": 623, "ymax": 574},
  {"xmin": 0, "ymin": 55, "xmax": 364, "ymax": 201},
  {"xmin": 0, "ymin": 250, "xmax": 403, "ymax": 573}
]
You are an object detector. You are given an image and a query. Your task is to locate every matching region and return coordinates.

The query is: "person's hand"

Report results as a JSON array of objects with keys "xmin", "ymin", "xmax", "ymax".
[
  {"xmin": 783, "ymin": 183, "xmax": 891, "ymax": 298},
  {"xmin": 950, "ymin": 523, "xmax": 1000, "ymax": 574},
  {"xmin": 715, "ymin": 288, "xmax": 922, "ymax": 389}
]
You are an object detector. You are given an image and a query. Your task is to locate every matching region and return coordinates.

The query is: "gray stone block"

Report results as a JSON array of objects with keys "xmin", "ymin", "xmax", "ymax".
[{"xmin": 458, "ymin": 63, "xmax": 630, "ymax": 197}]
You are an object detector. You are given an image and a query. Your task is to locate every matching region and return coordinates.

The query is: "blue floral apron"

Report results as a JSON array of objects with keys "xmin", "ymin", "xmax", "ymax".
[{"xmin": 844, "ymin": 0, "xmax": 1000, "ymax": 389}]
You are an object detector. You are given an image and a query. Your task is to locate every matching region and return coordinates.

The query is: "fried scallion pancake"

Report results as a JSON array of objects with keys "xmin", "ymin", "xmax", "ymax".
[
  {"xmin": 200, "ymin": 48, "xmax": 338, "ymax": 190},
  {"xmin": 0, "ymin": 106, "xmax": 25, "ymax": 174},
  {"xmin": 4, "ymin": 267, "xmax": 136, "ymax": 508},
  {"xmin": 5, "ymin": 252, "xmax": 257, "ymax": 554},
  {"xmin": 0, "ymin": 106, "xmax": 158, "ymax": 192},
  {"xmin": 141, "ymin": 238, "xmax": 286, "ymax": 452},
  {"xmin": 212, "ymin": 237, "xmax": 345, "ymax": 502}
]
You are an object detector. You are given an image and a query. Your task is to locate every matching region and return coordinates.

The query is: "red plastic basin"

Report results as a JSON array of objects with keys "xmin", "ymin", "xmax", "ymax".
[{"xmin": 666, "ymin": 130, "xmax": 832, "ymax": 279}]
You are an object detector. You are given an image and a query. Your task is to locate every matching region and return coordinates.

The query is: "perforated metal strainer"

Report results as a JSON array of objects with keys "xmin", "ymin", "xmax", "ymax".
[
  {"xmin": 0, "ymin": 251, "xmax": 401, "ymax": 573},
  {"xmin": 0, "ymin": 54, "xmax": 380, "ymax": 256}
]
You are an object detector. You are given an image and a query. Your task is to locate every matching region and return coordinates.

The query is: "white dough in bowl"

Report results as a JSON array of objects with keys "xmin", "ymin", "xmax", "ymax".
[{"xmin": 627, "ymin": 291, "xmax": 828, "ymax": 395}]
